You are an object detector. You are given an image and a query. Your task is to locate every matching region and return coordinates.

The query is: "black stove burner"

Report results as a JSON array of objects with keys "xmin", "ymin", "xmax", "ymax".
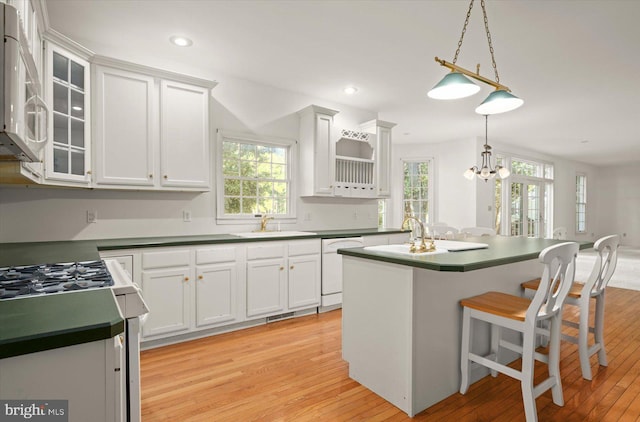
[{"xmin": 0, "ymin": 260, "xmax": 114, "ymax": 299}]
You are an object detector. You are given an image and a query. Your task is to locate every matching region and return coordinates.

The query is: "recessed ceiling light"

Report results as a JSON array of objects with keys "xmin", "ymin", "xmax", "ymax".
[
  {"xmin": 581, "ymin": 140, "xmax": 589, "ymax": 144},
  {"xmin": 343, "ymin": 86, "xmax": 358, "ymax": 95},
  {"xmin": 170, "ymin": 36, "xmax": 193, "ymax": 47}
]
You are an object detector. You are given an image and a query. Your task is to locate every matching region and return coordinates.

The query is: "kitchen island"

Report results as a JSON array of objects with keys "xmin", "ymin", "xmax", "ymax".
[{"xmin": 338, "ymin": 236, "xmax": 592, "ymax": 417}]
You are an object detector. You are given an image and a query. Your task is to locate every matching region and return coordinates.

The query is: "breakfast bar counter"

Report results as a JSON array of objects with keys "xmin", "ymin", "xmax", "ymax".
[{"xmin": 338, "ymin": 236, "xmax": 592, "ymax": 417}]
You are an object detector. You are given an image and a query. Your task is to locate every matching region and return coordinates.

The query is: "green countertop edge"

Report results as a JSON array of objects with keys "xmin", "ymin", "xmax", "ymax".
[
  {"xmin": 0, "ymin": 289, "xmax": 125, "ymax": 359},
  {"xmin": 338, "ymin": 238, "xmax": 594, "ymax": 272}
]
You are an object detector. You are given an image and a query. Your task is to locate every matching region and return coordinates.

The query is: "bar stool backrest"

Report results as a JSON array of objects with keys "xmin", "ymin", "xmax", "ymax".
[{"xmin": 586, "ymin": 235, "xmax": 620, "ymax": 296}]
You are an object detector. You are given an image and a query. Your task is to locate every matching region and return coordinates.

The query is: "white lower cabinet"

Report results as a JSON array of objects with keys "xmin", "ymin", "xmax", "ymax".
[
  {"xmin": 246, "ymin": 258, "xmax": 287, "ymax": 317},
  {"xmin": 141, "ymin": 263, "xmax": 191, "ymax": 338},
  {"xmin": 195, "ymin": 245, "xmax": 243, "ymax": 328},
  {"xmin": 246, "ymin": 239, "xmax": 321, "ymax": 319}
]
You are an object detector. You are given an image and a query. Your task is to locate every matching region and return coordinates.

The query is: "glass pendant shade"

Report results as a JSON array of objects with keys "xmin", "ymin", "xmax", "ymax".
[
  {"xmin": 475, "ymin": 89, "xmax": 524, "ymax": 115},
  {"xmin": 498, "ymin": 166, "xmax": 511, "ymax": 179},
  {"xmin": 463, "ymin": 168, "xmax": 475, "ymax": 180},
  {"xmin": 428, "ymin": 72, "xmax": 481, "ymax": 100}
]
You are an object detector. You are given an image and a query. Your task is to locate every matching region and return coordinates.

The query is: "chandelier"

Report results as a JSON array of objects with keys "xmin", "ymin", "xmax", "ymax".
[
  {"xmin": 427, "ymin": 0, "xmax": 523, "ymax": 115},
  {"xmin": 464, "ymin": 115, "xmax": 510, "ymax": 181}
]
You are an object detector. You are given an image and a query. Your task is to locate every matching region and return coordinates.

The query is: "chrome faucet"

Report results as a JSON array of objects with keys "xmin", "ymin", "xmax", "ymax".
[
  {"xmin": 259, "ymin": 215, "xmax": 274, "ymax": 232},
  {"xmin": 401, "ymin": 216, "xmax": 435, "ymax": 253}
]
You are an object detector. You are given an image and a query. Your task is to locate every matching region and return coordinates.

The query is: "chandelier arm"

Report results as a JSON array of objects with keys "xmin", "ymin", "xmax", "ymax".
[
  {"xmin": 452, "ymin": 0, "xmax": 475, "ymax": 65},
  {"xmin": 434, "ymin": 57, "xmax": 511, "ymax": 92},
  {"xmin": 480, "ymin": 0, "xmax": 500, "ymax": 84}
]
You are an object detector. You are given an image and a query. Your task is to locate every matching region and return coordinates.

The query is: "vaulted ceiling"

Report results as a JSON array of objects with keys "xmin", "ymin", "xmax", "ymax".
[{"xmin": 45, "ymin": 0, "xmax": 640, "ymax": 166}]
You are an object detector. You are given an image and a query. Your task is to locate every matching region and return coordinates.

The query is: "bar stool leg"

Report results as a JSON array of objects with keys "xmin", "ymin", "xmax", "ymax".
[
  {"xmin": 548, "ymin": 315, "xmax": 564, "ymax": 405},
  {"xmin": 460, "ymin": 307, "xmax": 472, "ymax": 394},
  {"xmin": 490, "ymin": 324, "xmax": 500, "ymax": 377},
  {"xmin": 578, "ymin": 295, "xmax": 593, "ymax": 380},
  {"xmin": 594, "ymin": 292, "xmax": 608, "ymax": 367},
  {"xmin": 520, "ymin": 328, "xmax": 537, "ymax": 422}
]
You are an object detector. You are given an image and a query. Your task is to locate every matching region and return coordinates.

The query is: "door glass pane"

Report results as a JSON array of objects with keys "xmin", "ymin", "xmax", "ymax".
[
  {"xmin": 53, "ymin": 52, "xmax": 68, "ymax": 82},
  {"xmin": 527, "ymin": 184, "xmax": 541, "ymax": 237},
  {"xmin": 53, "ymin": 82, "xmax": 68, "ymax": 114},
  {"xmin": 70, "ymin": 61, "xmax": 84, "ymax": 89},
  {"xmin": 70, "ymin": 150, "xmax": 84, "ymax": 176},
  {"xmin": 53, "ymin": 148, "xmax": 68, "ymax": 173},
  {"xmin": 70, "ymin": 90, "xmax": 84, "ymax": 119},
  {"xmin": 510, "ymin": 183, "xmax": 523, "ymax": 236},
  {"xmin": 53, "ymin": 114, "xmax": 68, "ymax": 145},
  {"xmin": 70, "ymin": 120, "xmax": 84, "ymax": 148}
]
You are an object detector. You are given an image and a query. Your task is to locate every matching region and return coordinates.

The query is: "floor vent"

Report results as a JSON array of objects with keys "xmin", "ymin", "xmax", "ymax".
[{"xmin": 266, "ymin": 312, "xmax": 294, "ymax": 323}]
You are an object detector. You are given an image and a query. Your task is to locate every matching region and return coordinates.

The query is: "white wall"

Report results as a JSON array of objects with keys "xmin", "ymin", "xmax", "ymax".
[
  {"xmin": 596, "ymin": 163, "xmax": 640, "ymax": 247},
  {"xmin": 0, "ymin": 70, "xmax": 380, "ymax": 243}
]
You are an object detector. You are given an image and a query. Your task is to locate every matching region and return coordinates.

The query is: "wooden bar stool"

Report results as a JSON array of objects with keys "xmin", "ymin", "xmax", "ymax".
[
  {"xmin": 522, "ymin": 234, "xmax": 620, "ymax": 380},
  {"xmin": 460, "ymin": 242, "xmax": 579, "ymax": 422}
]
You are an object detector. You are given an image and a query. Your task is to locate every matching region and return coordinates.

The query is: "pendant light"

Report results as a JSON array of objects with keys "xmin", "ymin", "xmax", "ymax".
[
  {"xmin": 463, "ymin": 115, "xmax": 510, "ymax": 181},
  {"xmin": 428, "ymin": 0, "xmax": 523, "ymax": 114}
]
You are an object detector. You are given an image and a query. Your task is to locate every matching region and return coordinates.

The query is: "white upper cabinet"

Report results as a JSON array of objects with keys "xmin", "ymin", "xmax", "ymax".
[
  {"xmin": 298, "ymin": 105, "xmax": 396, "ymax": 199},
  {"xmin": 360, "ymin": 119, "xmax": 396, "ymax": 198},
  {"xmin": 159, "ymin": 80, "xmax": 210, "ymax": 189},
  {"xmin": 92, "ymin": 57, "xmax": 215, "ymax": 191},
  {"xmin": 93, "ymin": 66, "xmax": 155, "ymax": 187},
  {"xmin": 298, "ymin": 105, "xmax": 339, "ymax": 197},
  {"xmin": 44, "ymin": 41, "xmax": 91, "ymax": 185}
]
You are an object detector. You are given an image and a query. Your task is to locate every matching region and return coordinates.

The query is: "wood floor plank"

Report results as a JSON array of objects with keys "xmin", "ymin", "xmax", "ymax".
[{"xmin": 141, "ymin": 287, "xmax": 640, "ymax": 421}]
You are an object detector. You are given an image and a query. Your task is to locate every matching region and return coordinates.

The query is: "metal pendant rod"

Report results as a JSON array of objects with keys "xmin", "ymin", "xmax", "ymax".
[{"xmin": 434, "ymin": 56, "xmax": 511, "ymax": 92}]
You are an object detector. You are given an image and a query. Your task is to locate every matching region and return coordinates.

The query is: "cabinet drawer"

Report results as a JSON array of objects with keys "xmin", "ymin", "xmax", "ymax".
[
  {"xmin": 142, "ymin": 249, "xmax": 190, "ymax": 269},
  {"xmin": 288, "ymin": 239, "xmax": 321, "ymax": 256},
  {"xmin": 196, "ymin": 246, "xmax": 238, "ymax": 265},
  {"xmin": 247, "ymin": 243, "xmax": 286, "ymax": 260}
]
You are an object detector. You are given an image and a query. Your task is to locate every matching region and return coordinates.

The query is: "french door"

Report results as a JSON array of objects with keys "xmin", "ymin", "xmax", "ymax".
[{"xmin": 509, "ymin": 179, "xmax": 545, "ymax": 237}]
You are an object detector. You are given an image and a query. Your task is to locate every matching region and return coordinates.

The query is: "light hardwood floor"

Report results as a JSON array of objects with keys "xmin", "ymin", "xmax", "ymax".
[{"xmin": 141, "ymin": 287, "xmax": 640, "ymax": 421}]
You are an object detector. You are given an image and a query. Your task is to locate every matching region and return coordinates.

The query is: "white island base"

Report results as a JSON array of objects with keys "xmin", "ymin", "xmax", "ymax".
[{"xmin": 341, "ymin": 255, "xmax": 542, "ymax": 417}]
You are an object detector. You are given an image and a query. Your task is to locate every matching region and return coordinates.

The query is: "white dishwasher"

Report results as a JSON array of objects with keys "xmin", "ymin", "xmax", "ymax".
[{"xmin": 321, "ymin": 237, "xmax": 364, "ymax": 309}]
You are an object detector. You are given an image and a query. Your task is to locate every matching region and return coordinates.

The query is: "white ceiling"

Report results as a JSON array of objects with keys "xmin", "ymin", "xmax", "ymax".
[{"xmin": 45, "ymin": 0, "xmax": 640, "ymax": 167}]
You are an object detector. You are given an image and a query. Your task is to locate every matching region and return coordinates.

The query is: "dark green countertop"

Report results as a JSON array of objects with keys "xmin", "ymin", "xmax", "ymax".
[
  {"xmin": 94, "ymin": 228, "xmax": 406, "ymax": 251},
  {"xmin": 0, "ymin": 228, "xmax": 405, "ymax": 266},
  {"xmin": 0, "ymin": 289, "xmax": 124, "ymax": 359},
  {"xmin": 338, "ymin": 236, "xmax": 594, "ymax": 272}
]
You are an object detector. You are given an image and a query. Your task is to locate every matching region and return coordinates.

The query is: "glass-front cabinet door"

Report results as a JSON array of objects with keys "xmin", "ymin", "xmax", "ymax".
[{"xmin": 44, "ymin": 42, "xmax": 90, "ymax": 184}]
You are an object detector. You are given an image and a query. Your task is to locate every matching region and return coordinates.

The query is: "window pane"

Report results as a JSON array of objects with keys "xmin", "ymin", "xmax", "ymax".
[
  {"xmin": 53, "ymin": 114, "xmax": 68, "ymax": 145},
  {"xmin": 223, "ymin": 160, "xmax": 239, "ymax": 176},
  {"xmin": 53, "ymin": 52, "xmax": 68, "ymax": 82},
  {"xmin": 70, "ymin": 61, "xmax": 84, "ymax": 89},
  {"xmin": 272, "ymin": 164, "xmax": 285, "ymax": 180},
  {"xmin": 242, "ymin": 197, "xmax": 257, "ymax": 214},
  {"xmin": 70, "ymin": 120, "xmax": 84, "ymax": 148},
  {"xmin": 272, "ymin": 147, "xmax": 286, "ymax": 164},
  {"xmin": 258, "ymin": 198, "xmax": 273, "ymax": 214},
  {"xmin": 53, "ymin": 82, "xmax": 68, "ymax": 114},
  {"xmin": 70, "ymin": 90, "xmax": 84, "ymax": 119},
  {"xmin": 240, "ymin": 144, "xmax": 256, "ymax": 160},
  {"xmin": 257, "ymin": 162, "xmax": 271, "ymax": 178},
  {"xmin": 241, "ymin": 180, "xmax": 257, "ymax": 196},
  {"xmin": 223, "ymin": 141, "xmax": 239, "ymax": 159},
  {"xmin": 258, "ymin": 181, "xmax": 272, "ymax": 197},
  {"xmin": 71, "ymin": 150, "xmax": 84, "ymax": 176},
  {"xmin": 240, "ymin": 161, "xmax": 256, "ymax": 178},
  {"xmin": 224, "ymin": 197, "xmax": 241, "ymax": 214},
  {"xmin": 53, "ymin": 148, "xmax": 68, "ymax": 173},
  {"xmin": 256, "ymin": 145, "xmax": 271, "ymax": 162},
  {"xmin": 224, "ymin": 179, "xmax": 241, "ymax": 196}
]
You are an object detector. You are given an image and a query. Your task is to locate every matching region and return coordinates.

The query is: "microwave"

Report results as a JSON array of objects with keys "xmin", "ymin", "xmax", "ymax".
[{"xmin": 0, "ymin": 3, "xmax": 48, "ymax": 162}]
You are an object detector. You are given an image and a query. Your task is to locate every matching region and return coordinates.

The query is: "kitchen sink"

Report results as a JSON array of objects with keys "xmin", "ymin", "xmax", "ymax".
[
  {"xmin": 364, "ymin": 243, "xmax": 448, "ymax": 256},
  {"xmin": 231, "ymin": 231, "xmax": 317, "ymax": 238}
]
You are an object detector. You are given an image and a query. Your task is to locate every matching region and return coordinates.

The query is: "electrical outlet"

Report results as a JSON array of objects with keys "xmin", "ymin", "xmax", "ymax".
[
  {"xmin": 183, "ymin": 210, "xmax": 192, "ymax": 222},
  {"xmin": 304, "ymin": 212, "xmax": 312, "ymax": 221},
  {"xmin": 353, "ymin": 212, "xmax": 358, "ymax": 220},
  {"xmin": 87, "ymin": 210, "xmax": 98, "ymax": 223}
]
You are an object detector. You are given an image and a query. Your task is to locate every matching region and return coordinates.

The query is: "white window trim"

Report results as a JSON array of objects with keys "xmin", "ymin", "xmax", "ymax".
[{"xmin": 216, "ymin": 130, "xmax": 297, "ymax": 225}]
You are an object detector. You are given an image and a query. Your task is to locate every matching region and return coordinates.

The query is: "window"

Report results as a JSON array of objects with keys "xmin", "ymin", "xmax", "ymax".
[
  {"xmin": 217, "ymin": 132, "xmax": 295, "ymax": 220},
  {"xmin": 402, "ymin": 159, "xmax": 432, "ymax": 224},
  {"xmin": 576, "ymin": 174, "xmax": 587, "ymax": 233}
]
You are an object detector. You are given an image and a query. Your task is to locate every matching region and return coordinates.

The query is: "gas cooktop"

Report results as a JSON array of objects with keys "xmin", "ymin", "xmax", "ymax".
[{"xmin": 0, "ymin": 260, "xmax": 114, "ymax": 300}]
